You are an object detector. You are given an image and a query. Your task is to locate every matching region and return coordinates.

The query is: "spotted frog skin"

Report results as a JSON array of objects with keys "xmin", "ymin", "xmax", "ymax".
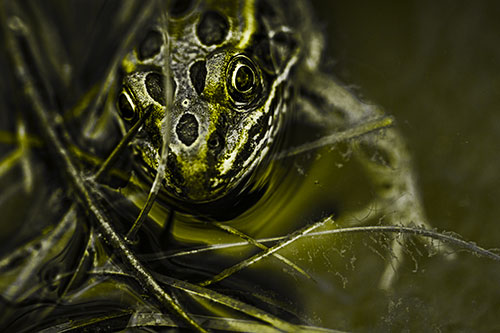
[{"xmin": 118, "ymin": 0, "xmax": 312, "ymax": 203}]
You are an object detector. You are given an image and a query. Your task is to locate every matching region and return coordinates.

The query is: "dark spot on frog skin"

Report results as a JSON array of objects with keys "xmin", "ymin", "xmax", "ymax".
[
  {"xmin": 196, "ymin": 11, "xmax": 229, "ymax": 46},
  {"xmin": 138, "ymin": 30, "xmax": 163, "ymax": 61},
  {"xmin": 189, "ymin": 60, "xmax": 207, "ymax": 95},
  {"xmin": 176, "ymin": 113, "xmax": 199, "ymax": 146},
  {"xmin": 169, "ymin": 0, "xmax": 195, "ymax": 18}
]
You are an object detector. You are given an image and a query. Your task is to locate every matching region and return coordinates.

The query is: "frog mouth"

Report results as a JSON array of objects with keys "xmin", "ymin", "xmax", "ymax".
[{"xmin": 133, "ymin": 135, "xmax": 264, "ymax": 206}]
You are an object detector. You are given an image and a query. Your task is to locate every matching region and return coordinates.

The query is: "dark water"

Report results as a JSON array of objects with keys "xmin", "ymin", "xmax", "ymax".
[
  {"xmin": 0, "ymin": 1, "xmax": 499, "ymax": 331},
  {"xmin": 310, "ymin": 0, "xmax": 500, "ymax": 330}
]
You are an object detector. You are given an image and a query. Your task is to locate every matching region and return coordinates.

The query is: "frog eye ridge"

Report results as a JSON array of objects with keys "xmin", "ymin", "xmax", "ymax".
[{"xmin": 226, "ymin": 54, "xmax": 262, "ymax": 108}]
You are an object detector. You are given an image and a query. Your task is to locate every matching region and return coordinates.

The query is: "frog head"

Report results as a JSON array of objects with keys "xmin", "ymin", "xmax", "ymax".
[{"xmin": 117, "ymin": 0, "xmax": 299, "ymax": 203}]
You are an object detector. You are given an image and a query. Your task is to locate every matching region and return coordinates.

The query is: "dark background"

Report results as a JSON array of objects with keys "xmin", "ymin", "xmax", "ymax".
[
  {"xmin": 309, "ymin": 0, "xmax": 500, "ymax": 330},
  {"xmin": 312, "ymin": 1, "xmax": 500, "ymax": 250}
]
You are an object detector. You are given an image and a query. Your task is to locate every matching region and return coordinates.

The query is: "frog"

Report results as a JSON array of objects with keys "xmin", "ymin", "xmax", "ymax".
[
  {"xmin": 117, "ymin": 0, "xmax": 302, "ymax": 205},
  {"xmin": 1, "ymin": 0, "xmax": 494, "ymax": 331},
  {"xmin": 116, "ymin": 0, "xmax": 436, "ymax": 287}
]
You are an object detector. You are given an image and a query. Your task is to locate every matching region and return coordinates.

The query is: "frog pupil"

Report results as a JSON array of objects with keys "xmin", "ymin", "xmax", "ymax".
[{"xmin": 234, "ymin": 65, "xmax": 254, "ymax": 93}]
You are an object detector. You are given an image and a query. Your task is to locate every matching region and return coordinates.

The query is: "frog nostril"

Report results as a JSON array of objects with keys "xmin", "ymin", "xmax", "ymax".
[
  {"xmin": 208, "ymin": 136, "xmax": 219, "ymax": 149},
  {"xmin": 176, "ymin": 113, "xmax": 199, "ymax": 146},
  {"xmin": 207, "ymin": 131, "xmax": 224, "ymax": 155}
]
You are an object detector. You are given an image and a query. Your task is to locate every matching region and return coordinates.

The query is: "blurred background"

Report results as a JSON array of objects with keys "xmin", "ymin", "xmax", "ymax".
[
  {"xmin": 313, "ymin": 0, "xmax": 500, "ymax": 248},
  {"xmin": 309, "ymin": 0, "xmax": 500, "ymax": 330}
]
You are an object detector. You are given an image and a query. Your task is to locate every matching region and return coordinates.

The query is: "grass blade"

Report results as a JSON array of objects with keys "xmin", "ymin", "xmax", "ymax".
[{"xmin": 200, "ymin": 216, "xmax": 333, "ymax": 287}]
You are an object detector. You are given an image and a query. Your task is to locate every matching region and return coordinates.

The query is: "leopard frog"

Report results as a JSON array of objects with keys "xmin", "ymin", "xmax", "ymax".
[{"xmin": 117, "ymin": 0, "xmax": 320, "ymax": 204}]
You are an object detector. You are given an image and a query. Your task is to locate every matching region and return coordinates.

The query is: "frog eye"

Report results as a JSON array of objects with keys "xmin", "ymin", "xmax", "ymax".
[
  {"xmin": 226, "ymin": 55, "xmax": 261, "ymax": 107},
  {"xmin": 117, "ymin": 92, "xmax": 136, "ymax": 122}
]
